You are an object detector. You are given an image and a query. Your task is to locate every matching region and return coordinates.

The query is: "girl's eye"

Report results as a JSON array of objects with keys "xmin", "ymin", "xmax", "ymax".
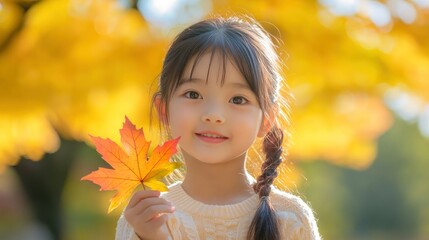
[
  {"xmin": 230, "ymin": 96, "xmax": 248, "ymax": 105},
  {"xmin": 184, "ymin": 91, "xmax": 201, "ymax": 99}
]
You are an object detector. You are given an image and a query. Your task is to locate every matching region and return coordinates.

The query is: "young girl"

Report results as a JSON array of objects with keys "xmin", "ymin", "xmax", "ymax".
[{"xmin": 116, "ymin": 16, "xmax": 320, "ymax": 240}]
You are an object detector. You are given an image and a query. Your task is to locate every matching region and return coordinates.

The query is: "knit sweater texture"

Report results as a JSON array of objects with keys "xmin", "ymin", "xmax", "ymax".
[{"xmin": 115, "ymin": 182, "xmax": 321, "ymax": 240}]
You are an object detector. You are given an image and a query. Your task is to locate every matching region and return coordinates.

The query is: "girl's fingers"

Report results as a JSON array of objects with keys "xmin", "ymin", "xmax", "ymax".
[
  {"xmin": 147, "ymin": 213, "xmax": 169, "ymax": 229},
  {"xmin": 132, "ymin": 197, "xmax": 172, "ymax": 215},
  {"xmin": 141, "ymin": 204, "xmax": 175, "ymax": 222},
  {"xmin": 124, "ymin": 190, "xmax": 173, "ymax": 240},
  {"xmin": 127, "ymin": 190, "xmax": 160, "ymax": 208}
]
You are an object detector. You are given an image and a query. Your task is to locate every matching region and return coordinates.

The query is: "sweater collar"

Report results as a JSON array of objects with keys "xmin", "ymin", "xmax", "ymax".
[{"xmin": 164, "ymin": 182, "xmax": 260, "ymax": 218}]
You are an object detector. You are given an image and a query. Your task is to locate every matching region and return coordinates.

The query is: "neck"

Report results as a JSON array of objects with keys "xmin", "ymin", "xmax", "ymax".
[{"xmin": 181, "ymin": 152, "xmax": 255, "ymax": 205}]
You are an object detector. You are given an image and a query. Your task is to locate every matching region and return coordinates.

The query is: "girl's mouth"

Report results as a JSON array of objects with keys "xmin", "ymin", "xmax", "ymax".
[{"xmin": 195, "ymin": 132, "xmax": 228, "ymax": 143}]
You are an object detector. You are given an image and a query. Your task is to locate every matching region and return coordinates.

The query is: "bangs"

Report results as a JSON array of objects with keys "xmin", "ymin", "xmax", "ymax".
[{"xmin": 183, "ymin": 48, "xmax": 234, "ymax": 87}]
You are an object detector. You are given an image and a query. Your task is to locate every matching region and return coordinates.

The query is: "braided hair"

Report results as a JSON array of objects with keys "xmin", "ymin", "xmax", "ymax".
[{"xmin": 248, "ymin": 125, "xmax": 284, "ymax": 240}]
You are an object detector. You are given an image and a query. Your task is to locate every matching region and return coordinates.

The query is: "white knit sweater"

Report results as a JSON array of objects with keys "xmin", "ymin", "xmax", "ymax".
[{"xmin": 115, "ymin": 182, "xmax": 321, "ymax": 240}]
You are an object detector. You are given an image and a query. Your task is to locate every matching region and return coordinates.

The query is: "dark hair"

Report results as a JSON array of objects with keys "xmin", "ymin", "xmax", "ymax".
[{"xmin": 154, "ymin": 15, "xmax": 288, "ymax": 240}]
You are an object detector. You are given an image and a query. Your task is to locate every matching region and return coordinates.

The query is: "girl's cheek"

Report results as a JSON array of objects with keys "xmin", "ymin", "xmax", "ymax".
[
  {"xmin": 168, "ymin": 108, "xmax": 193, "ymax": 135},
  {"xmin": 170, "ymin": 104, "xmax": 191, "ymax": 121}
]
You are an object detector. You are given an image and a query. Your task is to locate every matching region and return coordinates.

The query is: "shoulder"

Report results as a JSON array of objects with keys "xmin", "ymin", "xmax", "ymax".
[
  {"xmin": 270, "ymin": 188, "xmax": 321, "ymax": 240},
  {"xmin": 270, "ymin": 187, "xmax": 315, "ymax": 220}
]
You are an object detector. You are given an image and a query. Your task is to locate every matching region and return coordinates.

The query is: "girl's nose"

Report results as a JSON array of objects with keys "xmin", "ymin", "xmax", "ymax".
[{"xmin": 201, "ymin": 111, "xmax": 226, "ymax": 124}]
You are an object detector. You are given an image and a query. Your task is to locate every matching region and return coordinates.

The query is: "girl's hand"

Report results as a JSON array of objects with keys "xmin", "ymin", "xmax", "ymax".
[{"xmin": 124, "ymin": 190, "xmax": 175, "ymax": 240}]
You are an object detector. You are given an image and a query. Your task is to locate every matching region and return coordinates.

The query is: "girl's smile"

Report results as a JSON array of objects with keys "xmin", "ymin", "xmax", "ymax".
[{"xmin": 195, "ymin": 131, "xmax": 229, "ymax": 144}]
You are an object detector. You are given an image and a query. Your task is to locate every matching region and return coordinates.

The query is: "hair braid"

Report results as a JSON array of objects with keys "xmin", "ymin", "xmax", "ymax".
[{"xmin": 248, "ymin": 125, "xmax": 284, "ymax": 240}]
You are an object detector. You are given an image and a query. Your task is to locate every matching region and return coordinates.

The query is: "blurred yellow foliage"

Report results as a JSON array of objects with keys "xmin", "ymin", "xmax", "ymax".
[
  {"xmin": 1, "ymin": 0, "xmax": 428, "ymax": 178},
  {"xmin": 0, "ymin": 1, "xmax": 23, "ymax": 45},
  {"xmin": 0, "ymin": 0, "xmax": 167, "ymax": 170}
]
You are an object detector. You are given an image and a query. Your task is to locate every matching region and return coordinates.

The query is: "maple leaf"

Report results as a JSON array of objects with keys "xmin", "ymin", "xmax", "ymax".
[{"xmin": 81, "ymin": 116, "xmax": 181, "ymax": 213}]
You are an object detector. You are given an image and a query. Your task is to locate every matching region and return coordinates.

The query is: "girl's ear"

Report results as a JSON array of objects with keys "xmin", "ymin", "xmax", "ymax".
[
  {"xmin": 257, "ymin": 111, "xmax": 276, "ymax": 137},
  {"xmin": 154, "ymin": 95, "xmax": 168, "ymax": 124}
]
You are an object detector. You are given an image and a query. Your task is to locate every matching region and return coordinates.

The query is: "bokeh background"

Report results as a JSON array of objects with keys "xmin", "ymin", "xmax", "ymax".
[{"xmin": 1, "ymin": 0, "xmax": 428, "ymax": 239}]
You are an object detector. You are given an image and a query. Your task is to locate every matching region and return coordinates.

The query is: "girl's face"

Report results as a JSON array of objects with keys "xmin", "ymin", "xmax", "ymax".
[{"xmin": 167, "ymin": 51, "xmax": 265, "ymax": 165}]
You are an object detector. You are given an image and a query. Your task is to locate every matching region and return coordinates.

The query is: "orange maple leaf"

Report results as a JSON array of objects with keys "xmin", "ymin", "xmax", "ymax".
[{"xmin": 81, "ymin": 116, "xmax": 181, "ymax": 213}]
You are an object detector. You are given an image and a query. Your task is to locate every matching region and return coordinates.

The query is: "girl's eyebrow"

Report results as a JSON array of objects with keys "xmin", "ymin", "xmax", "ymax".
[{"xmin": 179, "ymin": 78, "xmax": 251, "ymax": 90}]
